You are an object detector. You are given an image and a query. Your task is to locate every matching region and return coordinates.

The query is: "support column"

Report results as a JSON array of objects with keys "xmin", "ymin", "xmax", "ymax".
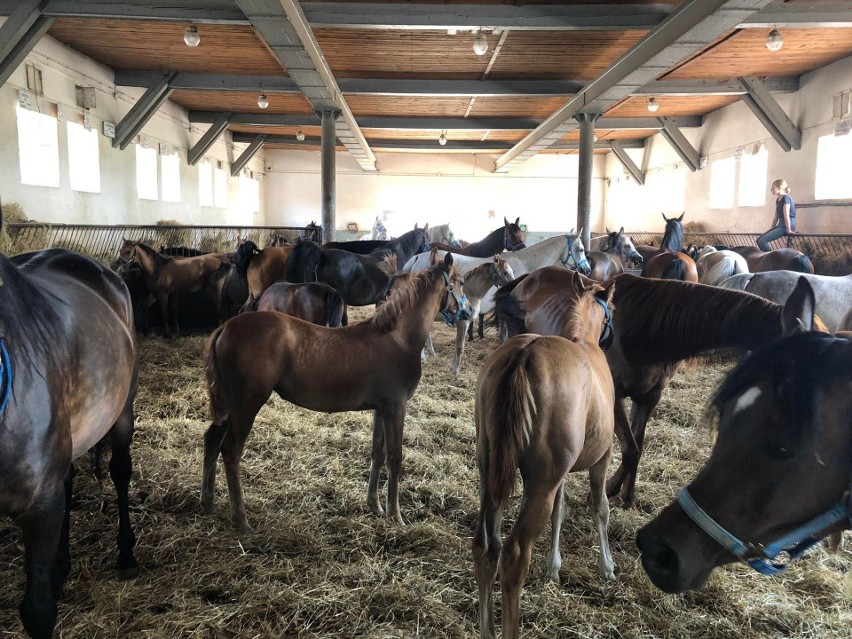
[
  {"xmin": 320, "ymin": 110, "xmax": 339, "ymax": 243},
  {"xmin": 575, "ymin": 112, "xmax": 600, "ymax": 252}
]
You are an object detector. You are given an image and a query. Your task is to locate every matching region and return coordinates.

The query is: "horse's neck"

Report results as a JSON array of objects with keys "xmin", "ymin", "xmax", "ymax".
[
  {"xmin": 134, "ymin": 247, "xmax": 162, "ymax": 276},
  {"xmin": 516, "ymin": 236, "xmax": 565, "ymax": 273},
  {"xmin": 661, "ymin": 226, "xmax": 682, "ymax": 252},
  {"xmin": 465, "ymin": 266, "xmax": 495, "ymax": 298},
  {"xmin": 396, "ymin": 274, "xmax": 447, "ymax": 345}
]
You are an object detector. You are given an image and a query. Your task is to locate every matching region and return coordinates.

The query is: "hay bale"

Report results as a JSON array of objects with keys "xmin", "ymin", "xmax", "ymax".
[
  {"xmin": 155, "ymin": 220, "xmax": 192, "ymax": 248},
  {"xmin": 198, "ymin": 231, "xmax": 232, "ymax": 254},
  {"xmin": 2, "ymin": 201, "xmax": 28, "ymax": 223}
]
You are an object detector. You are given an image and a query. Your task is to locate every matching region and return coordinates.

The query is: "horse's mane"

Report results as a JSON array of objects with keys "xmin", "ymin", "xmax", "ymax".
[
  {"xmin": 613, "ymin": 274, "xmax": 782, "ymax": 361},
  {"xmin": 491, "ymin": 273, "xmax": 531, "ymax": 336},
  {"xmin": 134, "ymin": 241, "xmax": 172, "ymax": 265},
  {"xmin": 389, "ymin": 227, "xmax": 427, "ymax": 257},
  {"xmin": 285, "ymin": 239, "xmax": 322, "ymax": 282},
  {"xmin": 236, "ymin": 240, "xmax": 259, "ymax": 277},
  {"xmin": 661, "ymin": 219, "xmax": 683, "ymax": 252},
  {"xmin": 369, "ymin": 268, "xmax": 433, "ymax": 333}
]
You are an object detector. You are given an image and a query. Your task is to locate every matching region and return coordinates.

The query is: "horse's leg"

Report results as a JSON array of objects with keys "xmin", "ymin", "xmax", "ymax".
[
  {"xmin": 341, "ymin": 304, "xmax": 349, "ymax": 326},
  {"xmin": 201, "ymin": 419, "xmax": 229, "ymax": 515},
  {"xmin": 367, "ymin": 409, "xmax": 386, "ymax": 516},
  {"xmin": 17, "ymin": 482, "xmax": 65, "ymax": 639},
  {"xmin": 472, "ymin": 490, "xmax": 502, "ymax": 639},
  {"xmin": 544, "ymin": 480, "xmax": 565, "ymax": 583},
  {"xmin": 620, "ymin": 386, "xmax": 664, "ymax": 507},
  {"xmin": 53, "ymin": 466, "xmax": 74, "ymax": 596},
  {"xmin": 605, "ymin": 394, "xmax": 639, "ymax": 506},
  {"xmin": 383, "ymin": 404, "xmax": 407, "ymax": 526},
  {"xmin": 478, "ymin": 312, "xmax": 486, "ymax": 340},
  {"xmin": 589, "ymin": 450, "xmax": 616, "ymax": 581},
  {"xmin": 501, "ymin": 484, "xmax": 558, "ymax": 639},
  {"xmin": 466, "ymin": 316, "xmax": 475, "ymax": 341},
  {"xmin": 157, "ymin": 293, "xmax": 170, "ymax": 337},
  {"xmin": 219, "ymin": 412, "xmax": 255, "ymax": 532},
  {"xmin": 168, "ymin": 293, "xmax": 180, "ymax": 337},
  {"xmin": 452, "ymin": 320, "xmax": 466, "ymax": 375},
  {"xmin": 109, "ymin": 404, "xmax": 138, "ymax": 577}
]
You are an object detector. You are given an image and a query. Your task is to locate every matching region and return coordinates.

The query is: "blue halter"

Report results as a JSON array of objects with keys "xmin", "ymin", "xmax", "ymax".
[
  {"xmin": 439, "ymin": 271, "xmax": 469, "ymax": 327},
  {"xmin": 0, "ymin": 338, "xmax": 12, "ymax": 415},
  {"xmin": 594, "ymin": 297, "xmax": 613, "ymax": 350},
  {"xmin": 561, "ymin": 234, "xmax": 590, "ymax": 275},
  {"xmin": 504, "ymin": 227, "xmax": 525, "ymax": 251},
  {"xmin": 677, "ymin": 486, "xmax": 852, "ymax": 575}
]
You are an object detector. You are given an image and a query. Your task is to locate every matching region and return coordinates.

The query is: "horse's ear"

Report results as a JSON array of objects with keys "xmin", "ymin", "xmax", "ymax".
[
  {"xmin": 605, "ymin": 226, "xmax": 611, "ymax": 234},
  {"xmin": 504, "ymin": 216, "xmax": 509, "ymax": 226},
  {"xmin": 662, "ymin": 212, "xmax": 669, "ymax": 222},
  {"xmin": 568, "ymin": 227, "xmax": 575, "ymax": 235},
  {"xmin": 423, "ymin": 223, "xmax": 429, "ymax": 232},
  {"xmin": 604, "ymin": 280, "xmax": 616, "ymax": 307},
  {"xmin": 618, "ymin": 226, "xmax": 624, "ymax": 235},
  {"xmin": 782, "ymin": 277, "xmax": 815, "ymax": 335},
  {"xmin": 572, "ymin": 271, "xmax": 586, "ymax": 296},
  {"xmin": 514, "ymin": 217, "xmax": 520, "ymax": 226},
  {"xmin": 443, "ymin": 251, "xmax": 454, "ymax": 269},
  {"xmin": 577, "ymin": 227, "xmax": 584, "ymax": 240},
  {"xmin": 677, "ymin": 212, "xmax": 684, "ymax": 222},
  {"xmin": 430, "ymin": 246, "xmax": 440, "ymax": 265}
]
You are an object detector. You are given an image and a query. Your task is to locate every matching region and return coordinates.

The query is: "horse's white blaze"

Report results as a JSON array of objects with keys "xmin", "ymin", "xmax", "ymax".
[{"xmin": 733, "ymin": 386, "xmax": 762, "ymax": 416}]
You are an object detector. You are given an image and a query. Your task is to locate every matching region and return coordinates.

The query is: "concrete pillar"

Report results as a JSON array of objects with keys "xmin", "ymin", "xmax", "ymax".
[
  {"xmin": 575, "ymin": 112, "xmax": 600, "ymax": 252},
  {"xmin": 320, "ymin": 110, "xmax": 339, "ymax": 243}
]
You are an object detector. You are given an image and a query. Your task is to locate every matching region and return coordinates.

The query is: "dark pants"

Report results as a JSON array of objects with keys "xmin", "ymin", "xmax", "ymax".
[{"xmin": 757, "ymin": 220, "xmax": 794, "ymax": 251}]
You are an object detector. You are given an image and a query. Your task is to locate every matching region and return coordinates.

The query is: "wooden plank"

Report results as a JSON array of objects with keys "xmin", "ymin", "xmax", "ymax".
[
  {"xmin": 170, "ymin": 90, "xmax": 314, "ymax": 114},
  {"xmin": 605, "ymin": 94, "xmax": 741, "ymax": 118}
]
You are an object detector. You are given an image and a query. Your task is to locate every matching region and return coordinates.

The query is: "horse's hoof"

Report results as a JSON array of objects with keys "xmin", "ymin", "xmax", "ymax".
[
  {"xmin": 116, "ymin": 564, "xmax": 139, "ymax": 580},
  {"xmin": 234, "ymin": 519, "xmax": 252, "ymax": 533},
  {"xmin": 201, "ymin": 499, "xmax": 214, "ymax": 515}
]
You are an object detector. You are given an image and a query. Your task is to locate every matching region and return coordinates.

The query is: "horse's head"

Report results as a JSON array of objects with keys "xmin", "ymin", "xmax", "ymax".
[
  {"xmin": 372, "ymin": 217, "xmax": 388, "ymax": 241},
  {"xmin": 562, "ymin": 271, "xmax": 615, "ymax": 348},
  {"xmin": 267, "ymin": 234, "xmax": 288, "ymax": 247},
  {"xmin": 661, "ymin": 213, "xmax": 685, "ymax": 252},
  {"xmin": 412, "ymin": 223, "xmax": 431, "ymax": 253},
  {"xmin": 637, "ymin": 279, "xmax": 852, "ymax": 593},
  {"xmin": 433, "ymin": 252, "xmax": 471, "ymax": 326},
  {"xmin": 491, "ymin": 255, "xmax": 516, "ymax": 288},
  {"xmin": 302, "ymin": 222, "xmax": 321, "ymax": 243},
  {"xmin": 118, "ymin": 238, "xmax": 139, "ymax": 261},
  {"xmin": 504, "ymin": 217, "xmax": 526, "ymax": 251},
  {"xmin": 612, "ymin": 228, "xmax": 643, "ymax": 264}
]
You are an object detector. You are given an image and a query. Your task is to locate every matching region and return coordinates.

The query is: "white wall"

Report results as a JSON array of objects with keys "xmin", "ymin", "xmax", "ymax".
[
  {"xmin": 0, "ymin": 25, "xmax": 265, "ymax": 226},
  {"xmin": 263, "ymin": 150, "xmax": 606, "ymax": 240},
  {"xmin": 605, "ymin": 54, "xmax": 852, "ymax": 234}
]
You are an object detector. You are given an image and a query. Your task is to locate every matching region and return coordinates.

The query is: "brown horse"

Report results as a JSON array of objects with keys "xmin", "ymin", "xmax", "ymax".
[
  {"xmin": 638, "ymin": 280, "xmax": 852, "ymax": 592},
  {"xmin": 494, "ymin": 267, "xmax": 792, "ymax": 507},
  {"xmin": 640, "ymin": 213, "xmax": 698, "ymax": 282},
  {"xmin": 473, "ymin": 273, "xmax": 616, "ymax": 639},
  {"xmin": 729, "ymin": 246, "xmax": 814, "ymax": 273},
  {"xmin": 251, "ymin": 280, "xmax": 347, "ymax": 327},
  {"xmin": 0, "ymin": 249, "xmax": 139, "ymax": 639},
  {"xmin": 234, "ymin": 240, "xmax": 296, "ymax": 310},
  {"xmin": 431, "ymin": 217, "xmax": 526, "ymax": 256},
  {"xmin": 119, "ymin": 239, "xmax": 227, "ymax": 336},
  {"xmin": 201, "ymin": 253, "xmax": 467, "ymax": 529},
  {"xmin": 588, "ymin": 227, "xmax": 644, "ymax": 282}
]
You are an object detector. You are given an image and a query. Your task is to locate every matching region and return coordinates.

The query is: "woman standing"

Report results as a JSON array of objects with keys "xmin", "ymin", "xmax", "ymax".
[{"xmin": 757, "ymin": 178, "xmax": 796, "ymax": 251}]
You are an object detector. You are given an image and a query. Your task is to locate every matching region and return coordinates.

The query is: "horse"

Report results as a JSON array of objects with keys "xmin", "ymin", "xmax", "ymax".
[
  {"xmin": 359, "ymin": 216, "xmax": 388, "ymax": 241},
  {"xmin": 719, "ymin": 271, "xmax": 852, "ymax": 332},
  {"xmin": 588, "ymin": 227, "xmax": 644, "ymax": 282},
  {"xmin": 118, "ymin": 239, "xmax": 227, "ymax": 336},
  {"xmin": 640, "ymin": 213, "xmax": 698, "ymax": 282},
  {"xmin": 431, "ymin": 217, "xmax": 526, "ymax": 256},
  {"xmin": 493, "ymin": 267, "xmax": 794, "ymax": 507},
  {"xmin": 637, "ymin": 279, "xmax": 852, "ymax": 593},
  {"xmin": 324, "ymin": 225, "xmax": 431, "ymax": 269},
  {"xmin": 201, "ymin": 252, "xmax": 467, "ymax": 529},
  {"xmin": 473, "ymin": 273, "xmax": 617, "ymax": 639},
  {"xmin": 729, "ymin": 246, "xmax": 814, "ymax": 273},
  {"xmin": 235, "ymin": 240, "xmax": 295, "ymax": 310},
  {"xmin": 0, "ymin": 249, "xmax": 139, "ymax": 639},
  {"xmin": 422, "ymin": 256, "xmax": 515, "ymax": 374},
  {"xmin": 428, "ymin": 222, "xmax": 461, "ymax": 248},
  {"xmin": 269, "ymin": 221, "xmax": 322, "ymax": 246},
  {"xmin": 693, "ymin": 246, "xmax": 749, "ymax": 286},
  {"xmin": 250, "ymin": 280, "xmax": 347, "ymax": 327}
]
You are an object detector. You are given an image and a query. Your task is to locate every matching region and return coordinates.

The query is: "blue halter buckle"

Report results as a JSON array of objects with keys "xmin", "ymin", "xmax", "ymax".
[{"xmin": 0, "ymin": 338, "xmax": 12, "ymax": 415}]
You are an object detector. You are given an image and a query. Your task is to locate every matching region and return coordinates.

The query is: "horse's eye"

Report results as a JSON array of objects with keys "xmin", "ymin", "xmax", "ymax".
[{"xmin": 447, "ymin": 284, "xmax": 455, "ymax": 292}]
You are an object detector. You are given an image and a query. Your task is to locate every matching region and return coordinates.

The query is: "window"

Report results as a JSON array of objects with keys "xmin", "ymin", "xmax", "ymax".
[
  {"xmin": 709, "ymin": 157, "xmax": 735, "ymax": 209},
  {"xmin": 213, "ymin": 164, "xmax": 228, "ymax": 208},
  {"xmin": 67, "ymin": 121, "xmax": 100, "ymax": 193},
  {"xmin": 16, "ymin": 105, "xmax": 60, "ymax": 187},
  {"xmin": 161, "ymin": 152, "xmax": 181, "ymax": 203},
  {"xmin": 815, "ymin": 132, "xmax": 852, "ymax": 200},
  {"xmin": 135, "ymin": 144, "xmax": 158, "ymax": 200},
  {"xmin": 737, "ymin": 147, "xmax": 768, "ymax": 207},
  {"xmin": 199, "ymin": 160, "xmax": 213, "ymax": 206},
  {"xmin": 239, "ymin": 173, "xmax": 260, "ymax": 213}
]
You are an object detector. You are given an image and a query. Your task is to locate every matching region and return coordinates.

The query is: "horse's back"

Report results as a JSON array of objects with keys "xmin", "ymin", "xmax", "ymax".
[{"xmin": 743, "ymin": 271, "xmax": 852, "ymax": 331}]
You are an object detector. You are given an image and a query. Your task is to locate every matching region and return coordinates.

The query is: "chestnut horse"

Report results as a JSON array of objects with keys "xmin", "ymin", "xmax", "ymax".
[
  {"xmin": 638, "ymin": 280, "xmax": 852, "ymax": 592},
  {"xmin": 251, "ymin": 280, "xmax": 347, "ymax": 327},
  {"xmin": 235, "ymin": 240, "xmax": 295, "ymax": 310},
  {"xmin": 201, "ymin": 253, "xmax": 467, "ymax": 529},
  {"xmin": 494, "ymin": 267, "xmax": 791, "ymax": 507},
  {"xmin": 431, "ymin": 217, "xmax": 526, "ymax": 256},
  {"xmin": 0, "ymin": 249, "xmax": 139, "ymax": 639},
  {"xmin": 729, "ymin": 246, "xmax": 814, "ymax": 273},
  {"xmin": 588, "ymin": 227, "xmax": 644, "ymax": 282},
  {"xmin": 640, "ymin": 213, "xmax": 698, "ymax": 282},
  {"xmin": 473, "ymin": 273, "xmax": 616, "ymax": 639},
  {"xmin": 119, "ymin": 239, "xmax": 227, "ymax": 336}
]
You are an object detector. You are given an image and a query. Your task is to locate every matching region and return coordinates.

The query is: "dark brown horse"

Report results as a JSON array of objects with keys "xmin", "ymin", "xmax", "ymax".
[
  {"xmin": 119, "ymin": 239, "xmax": 227, "ymax": 336},
  {"xmin": 201, "ymin": 253, "xmax": 467, "ymax": 529},
  {"xmin": 321, "ymin": 225, "xmax": 431, "ymax": 270},
  {"xmin": 729, "ymin": 246, "xmax": 814, "ymax": 273},
  {"xmin": 588, "ymin": 227, "xmax": 644, "ymax": 282},
  {"xmin": 637, "ymin": 280, "xmax": 851, "ymax": 592},
  {"xmin": 494, "ymin": 266, "xmax": 791, "ymax": 507},
  {"xmin": 251, "ymin": 280, "xmax": 347, "ymax": 327},
  {"xmin": 640, "ymin": 213, "xmax": 698, "ymax": 282},
  {"xmin": 474, "ymin": 273, "xmax": 616, "ymax": 639},
  {"xmin": 431, "ymin": 217, "xmax": 526, "ymax": 256},
  {"xmin": 0, "ymin": 249, "xmax": 139, "ymax": 639}
]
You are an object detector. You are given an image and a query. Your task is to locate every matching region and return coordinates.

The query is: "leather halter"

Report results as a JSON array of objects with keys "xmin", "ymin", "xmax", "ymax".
[
  {"xmin": 504, "ymin": 226, "xmax": 525, "ymax": 251},
  {"xmin": 677, "ymin": 486, "xmax": 852, "ymax": 575}
]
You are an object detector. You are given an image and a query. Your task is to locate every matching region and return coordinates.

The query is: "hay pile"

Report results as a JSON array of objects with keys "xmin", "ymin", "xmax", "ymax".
[{"xmin": 0, "ymin": 311, "xmax": 849, "ymax": 638}]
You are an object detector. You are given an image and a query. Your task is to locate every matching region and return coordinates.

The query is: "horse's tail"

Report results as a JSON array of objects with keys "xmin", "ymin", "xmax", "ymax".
[
  {"xmin": 792, "ymin": 253, "xmax": 814, "ymax": 274},
  {"xmin": 204, "ymin": 324, "xmax": 230, "ymax": 424},
  {"xmin": 235, "ymin": 240, "xmax": 259, "ymax": 278},
  {"xmin": 705, "ymin": 256, "xmax": 737, "ymax": 286},
  {"xmin": 484, "ymin": 343, "xmax": 538, "ymax": 507},
  {"xmin": 661, "ymin": 257, "xmax": 686, "ymax": 280},
  {"xmin": 326, "ymin": 288, "xmax": 345, "ymax": 327},
  {"xmin": 491, "ymin": 273, "xmax": 530, "ymax": 337}
]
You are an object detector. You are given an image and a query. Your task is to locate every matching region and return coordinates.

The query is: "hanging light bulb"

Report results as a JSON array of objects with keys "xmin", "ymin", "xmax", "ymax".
[
  {"xmin": 473, "ymin": 31, "xmax": 488, "ymax": 56},
  {"xmin": 184, "ymin": 25, "xmax": 200, "ymax": 47},
  {"xmin": 438, "ymin": 131, "xmax": 447, "ymax": 146},
  {"xmin": 647, "ymin": 97, "xmax": 660, "ymax": 113},
  {"xmin": 765, "ymin": 28, "xmax": 783, "ymax": 52},
  {"xmin": 296, "ymin": 129, "xmax": 305, "ymax": 142},
  {"xmin": 257, "ymin": 93, "xmax": 269, "ymax": 109}
]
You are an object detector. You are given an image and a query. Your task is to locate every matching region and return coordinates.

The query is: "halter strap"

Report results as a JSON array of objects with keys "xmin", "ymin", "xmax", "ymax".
[
  {"xmin": 561, "ymin": 234, "xmax": 591, "ymax": 275},
  {"xmin": 677, "ymin": 487, "xmax": 852, "ymax": 575},
  {"xmin": 504, "ymin": 227, "xmax": 524, "ymax": 251},
  {"xmin": 593, "ymin": 297, "xmax": 613, "ymax": 350},
  {"xmin": 439, "ymin": 270, "xmax": 469, "ymax": 327},
  {"xmin": 0, "ymin": 338, "xmax": 12, "ymax": 415}
]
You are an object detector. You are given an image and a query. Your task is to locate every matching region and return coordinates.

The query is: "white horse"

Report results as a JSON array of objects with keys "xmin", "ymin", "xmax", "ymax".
[
  {"xmin": 695, "ymin": 246, "xmax": 749, "ymax": 286},
  {"xmin": 360, "ymin": 217, "xmax": 388, "ymax": 241},
  {"xmin": 428, "ymin": 222, "xmax": 461, "ymax": 248}
]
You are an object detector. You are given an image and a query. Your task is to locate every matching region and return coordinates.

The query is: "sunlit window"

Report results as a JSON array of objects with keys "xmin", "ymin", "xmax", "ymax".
[
  {"xmin": 199, "ymin": 160, "xmax": 213, "ymax": 206},
  {"xmin": 161, "ymin": 152, "xmax": 181, "ymax": 203},
  {"xmin": 239, "ymin": 174, "xmax": 260, "ymax": 213},
  {"xmin": 737, "ymin": 147, "xmax": 768, "ymax": 207},
  {"xmin": 135, "ymin": 144, "xmax": 158, "ymax": 200},
  {"xmin": 67, "ymin": 120, "xmax": 100, "ymax": 193},
  {"xmin": 709, "ymin": 157, "xmax": 735, "ymax": 209},
  {"xmin": 16, "ymin": 105, "xmax": 60, "ymax": 187},
  {"xmin": 815, "ymin": 132, "xmax": 852, "ymax": 200},
  {"xmin": 213, "ymin": 164, "xmax": 228, "ymax": 208}
]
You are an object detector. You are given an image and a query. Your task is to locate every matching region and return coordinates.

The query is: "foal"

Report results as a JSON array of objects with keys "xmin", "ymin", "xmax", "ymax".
[{"xmin": 473, "ymin": 273, "xmax": 616, "ymax": 639}]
